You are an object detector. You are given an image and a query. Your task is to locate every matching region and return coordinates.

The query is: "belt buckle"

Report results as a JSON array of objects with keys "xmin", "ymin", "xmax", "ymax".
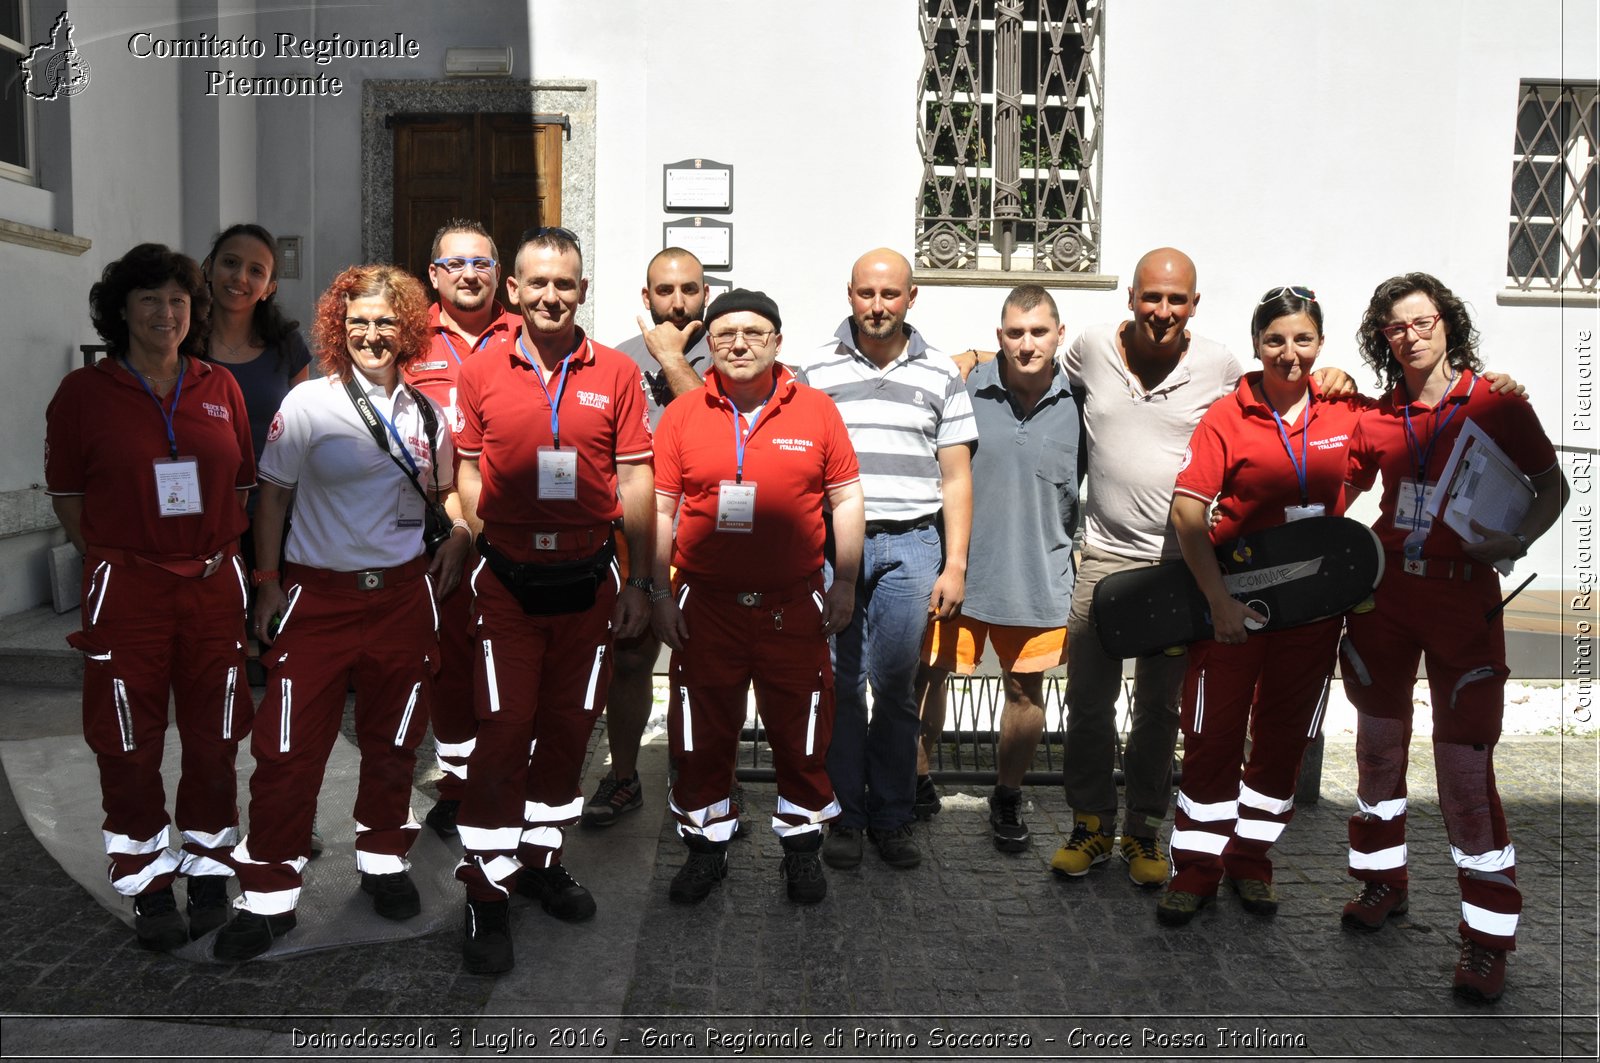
[
  {"xmin": 357, "ymin": 569, "xmax": 385, "ymax": 591},
  {"xmin": 1403, "ymin": 558, "xmax": 1426, "ymax": 576},
  {"xmin": 201, "ymin": 551, "xmax": 224, "ymax": 578},
  {"xmin": 736, "ymin": 592, "xmax": 763, "ymax": 607},
  {"xmin": 534, "ymin": 532, "xmax": 559, "ymax": 551}
]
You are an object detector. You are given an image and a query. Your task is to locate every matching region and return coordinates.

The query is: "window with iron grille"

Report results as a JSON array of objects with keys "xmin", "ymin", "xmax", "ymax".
[
  {"xmin": 1506, "ymin": 81, "xmax": 1597, "ymax": 294},
  {"xmin": 916, "ymin": 0, "xmax": 1104, "ymax": 276},
  {"xmin": 0, "ymin": 0, "xmax": 30, "ymax": 180}
]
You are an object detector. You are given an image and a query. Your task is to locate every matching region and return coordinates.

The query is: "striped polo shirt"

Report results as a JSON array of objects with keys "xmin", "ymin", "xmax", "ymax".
[{"xmin": 787, "ymin": 320, "xmax": 977, "ymax": 522}]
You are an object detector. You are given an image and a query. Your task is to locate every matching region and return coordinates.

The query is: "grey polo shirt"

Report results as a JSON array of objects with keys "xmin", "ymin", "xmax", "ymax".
[
  {"xmin": 962, "ymin": 357, "xmax": 1082, "ymax": 628},
  {"xmin": 613, "ymin": 330, "xmax": 711, "ymax": 431}
]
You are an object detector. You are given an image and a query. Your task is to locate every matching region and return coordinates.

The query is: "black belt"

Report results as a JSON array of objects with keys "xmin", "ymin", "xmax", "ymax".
[{"xmin": 863, "ymin": 515, "xmax": 936, "ymax": 537}]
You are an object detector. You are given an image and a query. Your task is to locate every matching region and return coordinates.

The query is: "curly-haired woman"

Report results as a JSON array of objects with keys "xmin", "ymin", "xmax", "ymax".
[
  {"xmin": 45, "ymin": 243, "xmax": 257, "ymax": 950},
  {"xmin": 1339, "ymin": 272, "xmax": 1568, "ymax": 1004}
]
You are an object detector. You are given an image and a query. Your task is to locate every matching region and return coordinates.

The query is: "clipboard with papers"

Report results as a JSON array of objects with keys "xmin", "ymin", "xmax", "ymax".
[{"xmin": 1429, "ymin": 418, "xmax": 1534, "ymax": 574}]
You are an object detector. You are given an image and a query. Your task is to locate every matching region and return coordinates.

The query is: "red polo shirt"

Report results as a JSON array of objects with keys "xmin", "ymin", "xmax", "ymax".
[
  {"xmin": 457, "ymin": 327, "xmax": 652, "ymax": 553},
  {"xmin": 403, "ymin": 304, "xmax": 521, "ymax": 439},
  {"xmin": 655, "ymin": 364, "xmax": 859, "ymax": 590},
  {"xmin": 45, "ymin": 355, "xmax": 255, "ymax": 557},
  {"xmin": 1347, "ymin": 368, "xmax": 1557, "ymax": 559},
  {"xmin": 1175, "ymin": 374, "xmax": 1367, "ymax": 541}
]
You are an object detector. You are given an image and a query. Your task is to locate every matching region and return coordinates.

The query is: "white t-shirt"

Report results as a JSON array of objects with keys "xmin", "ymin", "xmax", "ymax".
[
  {"xmin": 260, "ymin": 374, "xmax": 454, "ymax": 571},
  {"xmin": 1061, "ymin": 323, "xmax": 1243, "ymax": 561}
]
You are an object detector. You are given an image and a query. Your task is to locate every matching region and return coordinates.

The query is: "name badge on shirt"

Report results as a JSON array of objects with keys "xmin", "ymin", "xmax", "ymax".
[
  {"xmin": 154, "ymin": 457, "xmax": 204, "ymax": 517},
  {"xmin": 1284, "ymin": 503, "xmax": 1326, "ymax": 522},
  {"xmin": 1394, "ymin": 479, "xmax": 1437, "ymax": 531},
  {"xmin": 538, "ymin": 446, "xmax": 578, "ymax": 500},
  {"xmin": 717, "ymin": 481, "xmax": 756, "ymax": 533},
  {"xmin": 396, "ymin": 483, "xmax": 424, "ymax": 528}
]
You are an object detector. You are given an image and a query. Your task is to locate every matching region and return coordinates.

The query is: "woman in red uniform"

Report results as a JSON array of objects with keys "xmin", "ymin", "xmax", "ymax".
[
  {"xmin": 1339, "ymin": 273, "xmax": 1566, "ymax": 1005},
  {"xmin": 213, "ymin": 265, "xmax": 471, "ymax": 962},
  {"xmin": 45, "ymin": 244, "xmax": 257, "ymax": 950},
  {"xmin": 1159, "ymin": 286, "xmax": 1367, "ymax": 927}
]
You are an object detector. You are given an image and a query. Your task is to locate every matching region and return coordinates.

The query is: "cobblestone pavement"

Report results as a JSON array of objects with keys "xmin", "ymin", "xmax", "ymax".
[{"xmin": 0, "ymin": 678, "xmax": 1594, "ymax": 1061}]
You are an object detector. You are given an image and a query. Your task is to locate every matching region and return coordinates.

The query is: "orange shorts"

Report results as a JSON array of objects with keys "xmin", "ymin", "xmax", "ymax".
[{"xmin": 922, "ymin": 616, "xmax": 1068, "ymax": 675}]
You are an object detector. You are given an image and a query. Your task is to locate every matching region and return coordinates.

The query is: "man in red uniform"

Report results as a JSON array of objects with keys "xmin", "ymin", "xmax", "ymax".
[
  {"xmin": 452, "ymin": 227, "xmax": 654, "ymax": 975},
  {"xmin": 650, "ymin": 289, "xmax": 864, "ymax": 904},
  {"xmin": 403, "ymin": 219, "xmax": 521, "ymax": 837}
]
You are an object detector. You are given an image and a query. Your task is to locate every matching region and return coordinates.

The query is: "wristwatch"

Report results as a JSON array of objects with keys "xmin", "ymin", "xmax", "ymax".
[
  {"xmin": 1512, "ymin": 533, "xmax": 1530, "ymax": 559},
  {"xmin": 625, "ymin": 576, "xmax": 653, "ymax": 593}
]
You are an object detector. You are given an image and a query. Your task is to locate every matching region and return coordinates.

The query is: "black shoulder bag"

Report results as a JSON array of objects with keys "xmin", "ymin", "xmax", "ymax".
[{"xmin": 343, "ymin": 378, "xmax": 455, "ymax": 556}]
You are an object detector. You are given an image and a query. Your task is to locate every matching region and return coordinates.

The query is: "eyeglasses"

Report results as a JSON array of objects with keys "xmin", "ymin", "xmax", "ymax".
[
  {"xmin": 1380, "ymin": 314, "xmax": 1443, "ymax": 341},
  {"xmin": 346, "ymin": 316, "xmax": 400, "ymax": 334},
  {"xmin": 708, "ymin": 327, "xmax": 776, "ymax": 349},
  {"xmin": 520, "ymin": 225, "xmax": 580, "ymax": 247},
  {"xmin": 1258, "ymin": 285, "xmax": 1317, "ymax": 304},
  {"xmin": 432, "ymin": 256, "xmax": 497, "ymax": 275}
]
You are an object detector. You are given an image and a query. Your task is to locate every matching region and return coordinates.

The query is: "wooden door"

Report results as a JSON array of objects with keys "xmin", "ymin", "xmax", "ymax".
[{"xmin": 391, "ymin": 113, "xmax": 563, "ymax": 285}]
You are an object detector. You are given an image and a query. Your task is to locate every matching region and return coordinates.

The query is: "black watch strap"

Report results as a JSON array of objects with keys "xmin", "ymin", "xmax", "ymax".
[{"xmin": 625, "ymin": 576, "xmax": 653, "ymax": 592}]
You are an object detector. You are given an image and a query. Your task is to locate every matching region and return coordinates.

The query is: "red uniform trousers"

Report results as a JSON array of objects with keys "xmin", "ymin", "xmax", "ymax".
[
  {"xmin": 233, "ymin": 558, "xmax": 437, "ymax": 916},
  {"xmin": 429, "ymin": 541, "xmax": 479, "ymax": 801},
  {"xmin": 70, "ymin": 552, "xmax": 253, "ymax": 896},
  {"xmin": 667, "ymin": 572, "xmax": 839, "ymax": 843},
  {"xmin": 1169, "ymin": 617, "xmax": 1340, "ymax": 895},
  {"xmin": 1340, "ymin": 559, "xmax": 1519, "ymax": 950},
  {"xmin": 455, "ymin": 555, "xmax": 618, "ymax": 901}
]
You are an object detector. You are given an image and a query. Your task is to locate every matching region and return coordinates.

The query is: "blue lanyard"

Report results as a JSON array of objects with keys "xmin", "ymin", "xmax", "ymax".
[
  {"xmin": 1400, "ymin": 371, "xmax": 1475, "ymax": 530},
  {"xmin": 125, "ymin": 357, "xmax": 186, "ymax": 459},
  {"xmin": 370, "ymin": 389, "xmax": 419, "ymax": 477},
  {"xmin": 1271, "ymin": 404, "xmax": 1311, "ymax": 507},
  {"xmin": 438, "ymin": 325, "xmax": 497, "ymax": 366},
  {"xmin": 722, "ymin": 384, "xmax": 776, "ymax": 484},
  {"xmin": 519, "ymin": 335, "xmax": 576, "ymax": 448}
]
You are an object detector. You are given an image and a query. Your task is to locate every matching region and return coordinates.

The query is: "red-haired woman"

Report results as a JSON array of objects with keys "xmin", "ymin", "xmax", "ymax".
[
  {"xmin": 214, "ymin": 264, "xmax": 471, "ymax": 962},
  {"xmin": 45, "ymin": 244, "xmax": 256, "ymax": 950}
]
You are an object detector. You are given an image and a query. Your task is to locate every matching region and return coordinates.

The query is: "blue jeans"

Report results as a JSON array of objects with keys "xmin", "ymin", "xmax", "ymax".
[{"xmin": 827, "ymin": 523, "xmax": 942, "ymax": 830}]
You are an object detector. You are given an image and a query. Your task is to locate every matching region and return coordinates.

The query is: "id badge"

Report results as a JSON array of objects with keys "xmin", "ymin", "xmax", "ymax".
[
  {"xmin": 1394, "ymin": 479, "xmax": 1436, "ymax": 531},
  {"xmin": 1284, "ymin": 503, "xmax": 1326, "ymax": 522},
  {"xmin": 154, "ymin": 457, "xmax": 204, "ymax": 517},
  {"xmin": 538, "ymin": 446, "xmax": 578, "ymax": 500},
  {"xmin": 717, "ymin": 481, "xmax": 756, "ymax": 533},
  {"xmin": 396, "ymin": 483, "xmax": 424, "ymax": 528}
]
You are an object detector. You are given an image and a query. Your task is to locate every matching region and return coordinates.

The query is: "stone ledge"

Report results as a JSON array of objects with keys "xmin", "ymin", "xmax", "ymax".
[
  {"xmin": 915, "ymin": 268, "xmax": 1118, "ymax": 289},
  {"xmin": 0, "ymin": 218, "xmax": 91, "ymax": 256}
]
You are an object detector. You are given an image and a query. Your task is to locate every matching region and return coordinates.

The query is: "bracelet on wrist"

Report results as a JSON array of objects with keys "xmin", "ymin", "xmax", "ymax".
[
  {"xmin": 251, "ymin": 569, "xmax": 280, "ymax": 587},
  {"xmin": 625, "ymin": 576, "xmax": 653, "ymax": 593},
  {"xmin": 451, "ymin": 518, "xmax": 470, "ymax": 534},
  {"xmin": 649, "ymin": 587, "xmax": 672, "ymax": 603}
]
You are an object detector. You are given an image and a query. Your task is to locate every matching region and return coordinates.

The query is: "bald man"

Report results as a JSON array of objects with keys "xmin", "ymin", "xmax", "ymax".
[
  {"xmin": 787, "ymin": 248, "xmax": 976, "ymax": 871},
  {"xmin": 1050, "ymin": 248, "xmax": 1243, "ymax": 888}
]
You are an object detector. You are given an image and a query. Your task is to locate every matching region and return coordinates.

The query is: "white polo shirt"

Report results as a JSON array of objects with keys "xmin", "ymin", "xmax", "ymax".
[
  {"xmin": 1062, "ymin": 323, "xmax": 1242, "ymax": 561},
  {"xmin": 260, "ymin": 374, "xmax": 454, "ymax": 571}
]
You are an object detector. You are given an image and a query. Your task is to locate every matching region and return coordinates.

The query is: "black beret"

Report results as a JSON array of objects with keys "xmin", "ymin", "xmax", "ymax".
[{"xmin": 704, "ymin": 288, "xmax": 781, "ymax": 333}]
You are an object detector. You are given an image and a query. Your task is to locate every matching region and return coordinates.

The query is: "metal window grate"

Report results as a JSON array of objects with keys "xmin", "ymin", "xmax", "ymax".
[
  {"xmin": 916, "ymin": 0, "xmax": 1105, "ymax": 274},
  {"xmin": 1507, "ymin": 81, "xmax": 1598, "ymax": 293}
]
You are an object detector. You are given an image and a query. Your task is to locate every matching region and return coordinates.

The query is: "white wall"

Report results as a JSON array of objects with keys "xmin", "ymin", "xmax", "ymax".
[{"xmin": 0, "ymin": 0, "xmax": 1591, "ymax": 613}]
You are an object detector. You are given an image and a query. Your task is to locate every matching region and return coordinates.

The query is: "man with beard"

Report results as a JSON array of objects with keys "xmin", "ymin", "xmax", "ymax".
[
  {"xmin": 788, "ymin": 247, "xmax": 975, "ymax": 872},
  {"xmin": 583, "ymin": 248, "xmax": 712, "ymax": 829},
  {"xmin": 404, "ymin": 220, "xmax": 521, "ymax": 838}
]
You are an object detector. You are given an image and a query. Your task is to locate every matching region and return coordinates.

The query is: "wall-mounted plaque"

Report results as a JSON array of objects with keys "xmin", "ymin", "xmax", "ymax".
[
  {"xmin": 664, "ymin": 158, "xmax": 733, "ymax": 213},
  {"xmin": 703, "ymin": 273, "xmax": 733, "ymax": 305},
  {"xmin": 664, "ymin": 216, "xmax": 732, "ymax": 271}
]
